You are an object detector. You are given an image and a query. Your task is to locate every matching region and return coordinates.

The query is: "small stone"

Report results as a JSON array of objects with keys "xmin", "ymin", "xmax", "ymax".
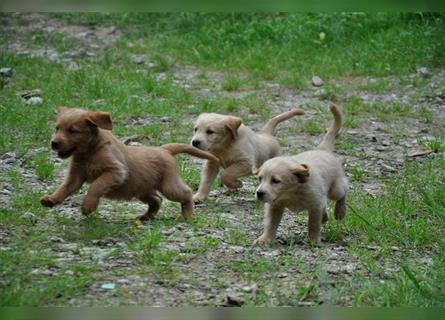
[
  {"xmin": 64, "ymin": 270, "xmax": 74, "ymax": 276},
  {"xmin": 381, "ymin": 164, "xmax": 396, "ymax": 172},
  {"xmin": 67, "ymin": 61, "xmax": 80, "ymax": 71},
  {"xmin": 312, "ymin": 76, "xmax": 324, "ymax": 87},
  {"xmin": 416, "ymin": 67, "xmax": 431, "ymax": 78},
  {"xmin": 0, "ymin": 68, "xmax": 13, "ymax": 77},
  {"xmin": 381, "ymin": 140, "xmax": 390, "ymax": 146},
  {"xmin": 26, "ymin": 97, "xmax": 43, "ymax": 105},
  {"xmin": 407, "ymin": 149, "xmax": 432, "ymax": 157},
  {"xmin": 224, "ymin": 294, "xmax": 244, "ymax": 307},
  {"xmin": 131, "ymin": 55, "xmax": 145, "ymax": 65},
  {"xmin": 19, "ymin": 89, "xmax": 42, "ymax": 99},
  {"xmin": 49, "ymin": 236, "xmax": 65, "ymax": 243}
]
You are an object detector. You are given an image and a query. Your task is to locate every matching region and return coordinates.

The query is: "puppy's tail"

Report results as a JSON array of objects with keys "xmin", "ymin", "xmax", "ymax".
[
  {"xmin": 318, "ymin": 104, "xmax": 343, "ymax": 152},
  {"xmin": 161, "ymin": 143, "xmax": 219, "ymax": 162},
  {"xmin": 260, "ymin": 108, "xmax": 305, "ymax": 135}
]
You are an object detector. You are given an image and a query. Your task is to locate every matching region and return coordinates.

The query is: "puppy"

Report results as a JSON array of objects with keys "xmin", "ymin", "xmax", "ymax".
[
  {"xmin": 191, "ymin": 108, "xmax": 305, "ymax": 203},
  {"xmin": 253, "ymin": 104, "xmax": 347, "ymax": 244},
  {"xmin": 40, "ymin": 107, "xmax": 219, "ymax": 221}
]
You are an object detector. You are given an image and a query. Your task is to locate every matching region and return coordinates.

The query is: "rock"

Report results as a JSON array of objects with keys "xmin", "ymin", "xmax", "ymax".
[
  {"xmin": 381, "ymin": 140, "xmax": 390, "ymax": 146},
  {"xmin": 0, "ymin": 68, "xmax": 13, "ymax": 77},
  {"xmin": 49, "ymin": 236, "xmax": 65, "ymax": 243},
  {"xmin": 312, "ymin": 76, "xmax": 324, "ymax": 87},
  {"xmin": 131, "ymin": 54, "xmax": 145, "ymax": 65},
  {"xmin": 26, "ymin": 97, "xmax": 43, "ymax": 105},
  {"xmin": 380, "ymin": 163, "xmax": 396, "ymax": 172},
  {"xmin": 407, "ymin": 149, "xmax": 432, "ymax": 157},
  {"xmin": 416, "ymin": 67, "xmax": 431, "ymax": 78},
  {"xmin": 67, "ymin": 61, "xmax": 80, "ymax": 71},
  {"xmin": 224, "ymin": 294, "xmax": 244, "ymax": 307},
  {"xmin": 19, "ymin": 89, "xmax": 42, "ymax": 99}
]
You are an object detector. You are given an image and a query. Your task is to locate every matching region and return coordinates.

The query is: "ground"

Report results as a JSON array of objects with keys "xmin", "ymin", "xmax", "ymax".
[{"xmin": 0, "ymin": 13, "xmax": 444, "ymax": 306}]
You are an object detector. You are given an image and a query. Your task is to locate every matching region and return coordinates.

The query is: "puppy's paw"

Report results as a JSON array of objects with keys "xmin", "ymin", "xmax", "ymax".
[
  {"xmin": 81, "ymin": 198, "xmax": 98, "ymax": 216},
  {"xmin": 253, "ymin": 235, "xmax": 272, "ymax": 246},
  {"xmin": 176, "ymin": 214, "xmax": 190, "ymax": 222},
  {"xmin": 192, "ymin": 194, "xmax": 206, "ymax": 204},
  {"xmin": 40, "ymin": 195, "xmax": 58, "ymax": 207},
  {"xmin": 224, "ymin": 180, "xmax": 242, "ymax": 190},
  {"xmin": 136, "ymin": 213, "xmax": 154, "ymax": 222},
  {"xmin": 308, "ymin": 236, "xmax": 322, "ymax": 246}
]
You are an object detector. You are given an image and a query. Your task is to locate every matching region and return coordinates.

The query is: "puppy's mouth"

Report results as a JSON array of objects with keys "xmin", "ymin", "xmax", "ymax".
[{"xmin": 57, "ymin": 147, "xmax": 77, "ymax": 158}]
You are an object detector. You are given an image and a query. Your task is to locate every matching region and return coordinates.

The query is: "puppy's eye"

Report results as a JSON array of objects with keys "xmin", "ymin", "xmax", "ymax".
[
  {"xmin": 258, "ymin": 176, "xmax": 262, "ymax": 182},
  {"xmin": 271, "ymin": 178, "xmax": 281, "ymax": 184},
  {"xmin": 194, "ymin": 127, "xmax": 198, "ymax": 132},
  {"xmin": 206, "ymin": 129, "xmax": 215, "ymax": 135},
  {"xmin": 68, "ymin": 128, "xmax": 77, "ymax": 134}
]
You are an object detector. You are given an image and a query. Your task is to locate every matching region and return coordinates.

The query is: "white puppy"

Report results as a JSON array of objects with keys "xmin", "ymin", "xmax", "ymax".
[
  {"xmin": 254, "ymin": 104, "xmax": 347, "ymax": 244},
  {"xmin": 190, "ymin": 108, "xmax": 305, "ymax": 203}
]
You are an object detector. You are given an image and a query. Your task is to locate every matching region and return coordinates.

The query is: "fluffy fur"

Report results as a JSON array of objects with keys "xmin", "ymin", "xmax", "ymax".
[
  {"xmin": 40, "ymin": 107, "xmax": 218, "ymax": 221},
  {"xmin": 190, "ymin": 108, "xmax": 305, "ymax": 203},
  {"xmin": 254, "ymin": 104, "xmax": 347, "ymax": 244}
]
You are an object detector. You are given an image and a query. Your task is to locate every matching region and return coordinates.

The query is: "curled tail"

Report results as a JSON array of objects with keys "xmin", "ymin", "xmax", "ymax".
[
  {"xmin": 318, "ymin": 104, "xmax": 343, "ymax": 152},
  {"xmin": 260, "ymin": 108, "xmax": 305, "ymax": 135},
  {"xmin": 161, "ymin": 143, "xmax": 219, "ymax": 162}
]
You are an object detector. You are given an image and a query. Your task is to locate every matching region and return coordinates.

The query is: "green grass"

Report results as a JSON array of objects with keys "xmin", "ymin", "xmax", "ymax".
[{"xmin": 1, "ymin": 13, "xmax": 444, "ymax": 307}]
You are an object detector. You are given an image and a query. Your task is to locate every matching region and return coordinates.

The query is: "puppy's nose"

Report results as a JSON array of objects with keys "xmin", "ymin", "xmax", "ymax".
[
  {"xmin": 256, "ymin": 190, "xmax": 265, "ymax": 199},
  {"xmin": 51, "ymin": 141, "xmax": 60, "ymax": 150},
  {"xmin": 192, "ymin": 140, "xmax": 201, "ymax": 147}
]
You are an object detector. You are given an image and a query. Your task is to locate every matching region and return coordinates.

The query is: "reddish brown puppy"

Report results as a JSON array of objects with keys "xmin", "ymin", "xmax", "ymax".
[{"xmin": 41, "ymin": 107, "xmax": 218, "ymax": 221}]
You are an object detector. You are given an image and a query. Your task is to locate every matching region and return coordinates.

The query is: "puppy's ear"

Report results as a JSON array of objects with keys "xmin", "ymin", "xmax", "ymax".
[
  {"xmin": 291, "ymin": 164, "xmax": 310, "ymax": 183},
  {"xmin": 86, "ymin": 112, "xmax": 113, "ymax": 130},
  {"xmin": 225, "ymin": 116, "xmax": 242, "ymax": 140},
  {"xmin": 56, "ymin": 107, "xmax": 68, "ymax": 116},
  {"xmin": 252, "ymin": 166, "xmax": 260, "ymax": 176}
]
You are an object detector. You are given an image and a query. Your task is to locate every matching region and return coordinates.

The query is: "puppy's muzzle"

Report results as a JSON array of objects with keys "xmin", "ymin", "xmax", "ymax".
[
  {"xmin": 51, "ymin": 140, "xmax": 60, "ymax": 151},
  {"xmin": 256, "ymin": 190, "xmax": 266, "ymax": 200}
]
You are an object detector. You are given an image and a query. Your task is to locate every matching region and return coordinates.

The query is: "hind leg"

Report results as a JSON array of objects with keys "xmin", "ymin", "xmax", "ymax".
[
  {"xmin": 160, "ymin": 173, "xmax": 194, "ymax": 221},
  {"xmin": 328, "ymin": 177, "xmax": 347, "ymax": 220},
  {"xmin": 334, "ymin": 196, "xmax": 346, "ymax": 220},
  {"xmin": 221, "ymin": 161, "xmax": 251, "ymax": 189},
  {"xmin": 136, "ymin": 194, "xmax": 162, "ymax": 221}
]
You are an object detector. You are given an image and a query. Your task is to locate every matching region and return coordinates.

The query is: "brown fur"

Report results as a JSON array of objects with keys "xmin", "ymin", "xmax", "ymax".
[
  {"xmin": 190, "ymin": 108, "xmax": 305, "ymax": 203},
  {"xmin": 40, "ymin": 107, "xmax": 218, "ymax": 221},
  {"xmin": 254, "ymin": 104, "xmax": 347, "ymax": 245}
]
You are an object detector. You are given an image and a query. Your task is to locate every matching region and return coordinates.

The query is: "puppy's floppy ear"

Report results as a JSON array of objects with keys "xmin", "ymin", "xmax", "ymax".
[
  {"xmin": 252, "ymin": 166, "xmax": 260, "ymax": 176},
  {"xmin": 291, "ymin": 164, "xmax": 310, "ymax": 183},
  {"xmin": 85, "ymin": 111, "xmax": 113, "ymax": 130},
  {"xmin": 56, "ymin": 107, "xmax": 69, "ymax": 117},
  {"xmin": 225, "ymin": 116, "xmax": 242, "ymax": 140}
]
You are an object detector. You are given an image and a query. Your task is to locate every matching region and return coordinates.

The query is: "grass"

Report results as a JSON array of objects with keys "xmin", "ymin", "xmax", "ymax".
[{"xmin": 1, "ymin": 13, "xmax": 445, "ymax": 307}]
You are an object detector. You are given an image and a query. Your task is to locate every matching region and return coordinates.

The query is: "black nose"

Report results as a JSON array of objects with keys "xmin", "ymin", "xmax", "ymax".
[
  {"xmin": 51, "ymin": 141, "xmax": 59, "ymax": 150},
  {"xmin": 192, "ymin": 140, "xmax": 201, "ymax": 147},
  {"xmin": 256, "ymin": 190, "xmax": 265, "ymax": 198}
]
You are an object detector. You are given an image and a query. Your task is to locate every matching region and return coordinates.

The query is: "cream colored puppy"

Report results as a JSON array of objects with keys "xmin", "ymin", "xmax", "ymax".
[
  {"xmin": 253, "ymin": 104, "xmax": 347, "ymax": 245},
  {"xmin": 191, "ymin": 108, "xmax": 305, "ymax": 203}
]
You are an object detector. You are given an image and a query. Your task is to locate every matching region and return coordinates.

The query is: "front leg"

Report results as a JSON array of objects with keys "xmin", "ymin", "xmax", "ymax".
[
  {"xmin": 41, "ymin": 166, "xmax": 85, "ymax": 207},
  {"xmin": 81, "ymin": 170, "xmax": 126, "ymax": 215},
  {"xmin": 308, "ymin": 208, "xmax": 325, "ymax": 244},
  {"xmin": 193, "ymin": 159, "xmax": 219, "ymax": 203},
  {"xmin": 220, "ymin": 161, "xmax": 251, "ymax": 190},
  {"xmin": 254, "ymin": 203, "xmax": 284, "ymax": 245}
]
